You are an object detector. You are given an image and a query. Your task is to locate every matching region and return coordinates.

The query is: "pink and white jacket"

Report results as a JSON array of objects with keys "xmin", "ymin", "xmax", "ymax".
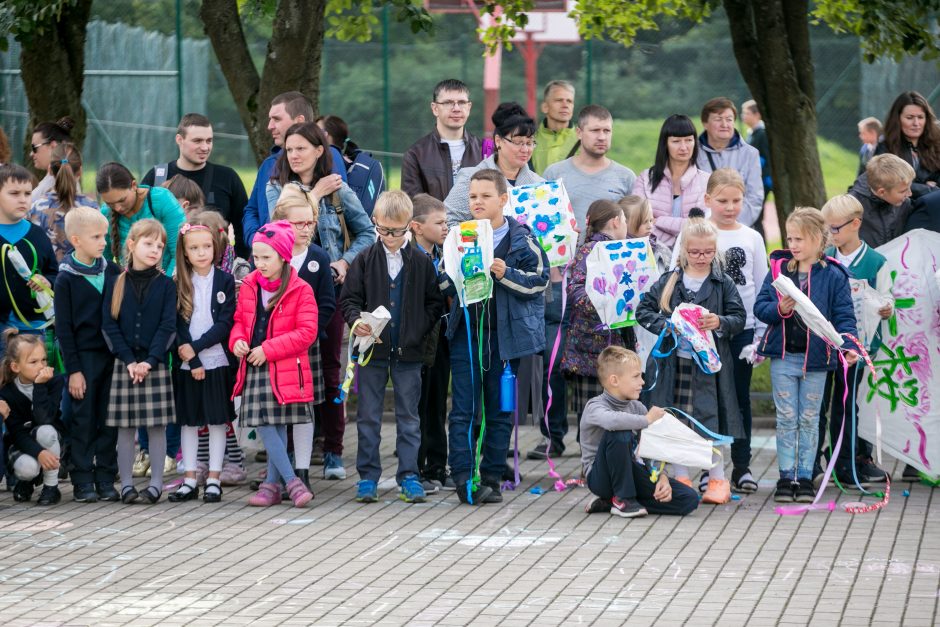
[{"xmin": 632, "ymin": 165, "xmax": 709, "ymax": 248}]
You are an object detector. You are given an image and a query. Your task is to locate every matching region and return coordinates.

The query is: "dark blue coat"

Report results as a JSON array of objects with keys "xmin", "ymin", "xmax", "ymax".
[
  {"xmin": 175, "ymin": 268, "xmax": 236, "ymax": 370},
  {"xmin": 755, "ymin": 249, "xmax": 858, "ymax": 371},
  {"xmin": 101, "ymin": 272, "xmax": 177, "ymax": 367},
  {"xmin": 294, "ymin": 243, "xmax": 336, "ymax": 336}
]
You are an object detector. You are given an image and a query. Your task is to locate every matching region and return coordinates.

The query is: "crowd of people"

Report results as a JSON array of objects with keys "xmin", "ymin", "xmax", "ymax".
[{"xmin": 0, "ymin": 80, "xmax": 936, "ymax": 520}]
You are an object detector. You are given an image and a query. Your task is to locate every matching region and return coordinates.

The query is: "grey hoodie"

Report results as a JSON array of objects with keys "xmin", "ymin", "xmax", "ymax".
[
  {"xmin": 697, "ymin": 130, "xmax": 764, "ymax": 228},
  {"xmin": 580, "ymin": 391, "xmax": 649, "ymax": 476}
]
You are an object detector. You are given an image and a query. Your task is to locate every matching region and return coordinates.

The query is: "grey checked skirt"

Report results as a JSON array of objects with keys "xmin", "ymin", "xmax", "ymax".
[
  {"xmin": 106, "ymin": 360, "xmax": 175, "ymax": 428},
  {"xmin": 239, "ymin": 362, "xmax": 312, "ymax": 427},
  {"xmin": 310, "ymin": 340, "xmax": 325, "ymax": 407}
]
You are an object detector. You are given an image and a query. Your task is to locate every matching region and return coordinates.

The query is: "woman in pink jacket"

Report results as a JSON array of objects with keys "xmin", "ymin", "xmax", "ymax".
[
  {"xmin": 633, "ymin": 114, "xmax": 709, "ymax": 249},
  {"xmin": 230, "ymin": 220, "xmax": 319, "ymax": 508}
]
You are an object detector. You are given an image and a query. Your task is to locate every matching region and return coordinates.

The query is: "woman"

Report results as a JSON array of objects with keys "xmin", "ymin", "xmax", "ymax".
[
  {"xmin": 444, "ymin": 102, "xmax": 544, "ymax": 227},
  {"xmin": 30, "ymin": 117, "xmax": 74, "ymax": 203},
  {"xmin": 265, "ymin": 121, "xmax": 375, "ymax": 481},
  {"xmin": 632, "ymin": 114, "xmax": 709, "ymax": 248},
  {"xmin": 875, "ymin": 91, "xmax": 940, "ymax": 199}
]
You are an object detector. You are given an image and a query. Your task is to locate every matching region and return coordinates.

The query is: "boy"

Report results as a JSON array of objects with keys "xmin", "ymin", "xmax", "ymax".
[
  {"xmin": 847, "ymin": 153, "xmax": 914, "ymax": 248},
  {"xmin": 410, "ymin": 194, "xmax": 452, "ymax": 491},
  {"xmin": 439, "ymin": 169, "xmax": 550, "ymax": 505},
  {"xmin": 340, "ymin": 190, "xmax": 445, "ymax": 503},
  {"xmin": 857, "ymin": 117, "xmax": 883, "ymax": 175},
  {"xmin": 817, "ymin": 195, "xmax": 892, "ymax": 486},
  {"xmin": 581, "ymin": 346, "xmax": 699, "ymax": 518},
  {"xmin": 55, "ymin": 207, "xmax": 121, "ymax": 502}
]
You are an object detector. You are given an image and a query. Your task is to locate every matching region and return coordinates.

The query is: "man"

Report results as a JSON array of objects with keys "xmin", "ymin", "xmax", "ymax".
[
  {"xmin": 528, "ymin": 105, "xmax": 636, "ymax": 461},
  {"xmin": 242, "ymin": 91, "xmax": 347, "ymax": 248},
  {"xmin": 742, "ymin": 99, "xmax": 772, "ymax": 201},
  {"xmin": 530, "ymin": 80, "xmax": 579, "ymax": 175},
  {"xmin": 142, "ymin": 113, "xmax": 250, "ymax": 257},
  {"xmin": 400, "ymin": 79, "xmax": 483, "ymax": 201},
  {"xmin": 696, "ymin": 97, "xmax": 764, "ymax": 228}
]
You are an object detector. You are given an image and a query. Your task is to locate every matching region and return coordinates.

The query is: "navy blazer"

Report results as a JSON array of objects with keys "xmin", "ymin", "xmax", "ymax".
[
  {"xmin": 101, "ymin": 272, "xmax": 177, "ymax": 367},
  {"xmin": 175, "ymin": 268, "xmax": 237, "ymax": 370},
  {"xmin": 54, "ymin": 260, "xmax": 121, "ymax": 374},
  {"xmin": 294, "ymin": 244, "xmax": 336, "ymax": 338}
]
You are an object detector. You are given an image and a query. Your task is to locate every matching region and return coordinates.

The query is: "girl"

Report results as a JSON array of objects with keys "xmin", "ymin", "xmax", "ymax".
[
  {"xmin": 876, "ymin": 91, "xmax": 940, "ymax": 199},
  {"xmin": 619, "ymin": 194, "xmax": 671, "ymax": 272},
  {"xmin": 0, "ymin": 330, "xmax": 65, "ymax": 505},
  {"xmin": 636, "ymin": 216, "xmax": 746, "ymax": 504},
  {"xmin": 632, "ymin": 114, "xmax": 709, "ymax": 249},
  {"xmin": 101, "ymin": 219, "xmax": 177, "ymax": 504},
  {"xmin": 29, "ymin": 142, "xmax": 99, "ymax": 262},
  {"xmin": 230, "ymin": 220, "xmax": 318, "ymax": 507},
  {"xmin": 163, "ymin": 175, "xmax": 206, "ymax": 218},
  {"xmin": 755, "ymin": 207, "xmax": 858, "ymax": 504},
  {"xmin": 29, "ymin": 117, "xmax": 74, "ymax": 203},
  {"xmin": 270, "ymin": 185, "xmax": 336, "ymax": 487},
  {"xmin": 97, "ymin": 162, "xmax": 186, "ymax": 275},
  {"xmin": 562, "ymin": 200, "xmax": 632, "ymax": 427},
  {"xmin": 169, "ymin": 217, "xmax": 237, "ymax": 503}
]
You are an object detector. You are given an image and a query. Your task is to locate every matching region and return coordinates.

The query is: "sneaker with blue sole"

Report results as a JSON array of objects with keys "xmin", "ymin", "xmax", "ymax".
[
  {"xmin": 400, "ymin": 475, "xmax": 427, "ymax": 503},
  {"xmin": 356, "ymin": 479, "xmax": 378, "ymax": 502},
  {"xmin": 323, "ymin": 452, "xmax": 347, "ymax": 480}
]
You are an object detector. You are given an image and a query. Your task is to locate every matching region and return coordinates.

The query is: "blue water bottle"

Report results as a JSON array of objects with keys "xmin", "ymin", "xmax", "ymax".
[{"xmin": 500, "ymin": 363, "xmax": 516, "ymax": 412}]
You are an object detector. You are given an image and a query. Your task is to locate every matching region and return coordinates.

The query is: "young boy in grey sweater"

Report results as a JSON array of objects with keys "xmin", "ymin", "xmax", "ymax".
[{"xmin": 581, "ymin": 346, "xmax": 699, "ymax": 518}]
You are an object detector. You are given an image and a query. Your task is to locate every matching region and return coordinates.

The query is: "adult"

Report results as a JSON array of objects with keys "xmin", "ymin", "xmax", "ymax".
[
  {"xmin": 400, "ymin": 79, "xmax": 483, "ymax": 201},
  {"xmin": 530, "ymin": 80, "xmax": 579, "ymax": 175},
  {"xmin": 265, "ymin": 121, "xmax": 375, "ymax": 480},
  {"xmin": 317, "ymin": 114, "xmax": 386, "ymax": 215},
  {"xmin": 857, "ymin": 117, "xmax": 882, "ymax": 176},
  {"xmin": 742, "ymin": 100, "xmax": 772, "ymax": 201},
  {"xmin": 695, "ymin": 97, "xmax": 763, "ymax": 228},
  {"xmin": 242, "ymin": 91, "xmax": 347, "ymax": 249},
  {"xmin": 874, "ymin": 91, "xmax": 940, "ymax": 199},
  {"xmin": 544, "ymin": 105, "xmax": 636, "ymax": 233},
  {"xmin": 29, "ymin": 117, "xmax": 74, "ymax": 203},
  {"xmin": 633, "ymin": 114, "xmax": 709, "ymax": 248},
  {"xmin": 141, "ymin": 113, "xmax": 249, "ymax": 258}
]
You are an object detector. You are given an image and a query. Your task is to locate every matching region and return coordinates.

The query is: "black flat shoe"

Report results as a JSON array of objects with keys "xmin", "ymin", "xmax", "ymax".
[
  {"xmin": 73, "ymin": 483, "xmax": 99, "ymax": 503},
  {"xmin": 36, "ymin": 485, "xmax": 61, "ymax": 506},
  {"xmin": 203, "ymin": 484, "xmax": 223, "ymax": 503},
  {"xmin": 140, "ymin": 486, "xmax": 162, "ymax": 504},
  {"xmin": 121, "ymin": 486, "xmax": 139, "ymax": 504},
  {"xmin": 13, "ymin": 480, "xmax": 34, "ymax": 502},
  {"xmin": 168, "ymin": 484, "xmax": 199, "ymax": 502},
  {"xmin": 96, "ymin": 482, "xmax": 120, "ymax": 502}
]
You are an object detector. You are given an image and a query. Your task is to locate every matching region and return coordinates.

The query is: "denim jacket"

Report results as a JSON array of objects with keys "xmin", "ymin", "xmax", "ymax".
[{"xmin": 265, "ymin": 181, "xmax": 375, "ymax": 265}]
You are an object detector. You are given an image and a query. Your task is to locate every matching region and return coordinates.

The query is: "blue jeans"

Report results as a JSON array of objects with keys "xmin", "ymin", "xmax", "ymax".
[
  {"xmin": 448, "ymin": 325, "xmax": 518, "ymax": 482},
  {"xmin": 355, "ymin": 359, "xmax": 422, "ymax": 484},
  {"xmin": 771, "ymin": 354, "xmax": 827, "ymax": 481},
  {"xmin": 540, "ymin": 281, "xmax": 569, "ymax": 449},
  {"xmin": 729, "ymin": 329, "xmax": 755, "ymax": 470}
]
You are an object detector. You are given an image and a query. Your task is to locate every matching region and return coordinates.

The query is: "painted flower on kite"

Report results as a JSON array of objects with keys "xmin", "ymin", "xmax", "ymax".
[{"xmin": 532, "ymin": 214, "xmax": 556, "ymax": 237}]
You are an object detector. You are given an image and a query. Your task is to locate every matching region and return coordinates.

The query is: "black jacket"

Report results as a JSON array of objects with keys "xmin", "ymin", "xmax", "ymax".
[
  {"xmin": 848, "ymin": 173, "xmax": 913, "ymax": 248},
  {"xmin": 1, "ymin": 375, "xmax": 65, "ymax": 459},
  {"xmin": 400, "ymin": 128, "xmax": 483, "ymax": 201},
  {"xmin": 54, "ymin": 259, "xmax": 121, "ymax": 374},
  {"xmin": 0, "ymin": 224, "xmax": 57, "ymax": 328},
  {"xmin": 875, "ymin": 139, "xmax": 940, "ymax": 199},
  {"xmin": 175, "ymin": 268, "xmax": 236, "ymax": 370},
  {"xmin": 102, "ymin": 272, "xmax": 177, "ymax": 366},
  {"xmin": 340, "ymin": 242, "xmax": 445, "ymax": 362}
]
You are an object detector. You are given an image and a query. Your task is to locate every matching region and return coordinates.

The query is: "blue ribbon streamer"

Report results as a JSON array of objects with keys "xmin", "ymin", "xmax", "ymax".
[{"xmin": 663, "ymin": 406, "xmax": 734, "ymax": 447}]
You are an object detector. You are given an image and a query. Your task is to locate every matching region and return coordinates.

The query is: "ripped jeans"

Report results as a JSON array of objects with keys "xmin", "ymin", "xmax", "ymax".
[{"xmin": 770, "ymin": 354, "xmax": 827, "ymax": 481}]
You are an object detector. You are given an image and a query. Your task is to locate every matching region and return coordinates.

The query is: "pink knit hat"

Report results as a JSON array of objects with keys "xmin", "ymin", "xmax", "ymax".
[{"xmin": 253, "ymin": 220, "xmax": 296, "ymax": 263}]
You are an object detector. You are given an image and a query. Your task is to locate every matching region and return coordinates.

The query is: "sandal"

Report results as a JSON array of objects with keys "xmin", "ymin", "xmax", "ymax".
[
  {"xmin": 121, "ymin": 486, "xmax": 139, "ymax": 504},
  {"xmin": 732, "ymin": 468, "xmax": 758, "ymax": 494},
  {"xmin": 141, "ymin": 486, "xmax": 162, "ymax": 504}
]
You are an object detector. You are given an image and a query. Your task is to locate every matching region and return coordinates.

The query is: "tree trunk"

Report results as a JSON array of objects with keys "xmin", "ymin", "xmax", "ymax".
[
  {"xmin": 201, "ymin": 0, "xmax": 327, "ymax": 165},
  {"xmin": 723, "ymin": 0, "xmax": 827, "ymax": 236},
  {"xmin": 18, "ymin": 0, "xmax": 93, "ymax": 163}
]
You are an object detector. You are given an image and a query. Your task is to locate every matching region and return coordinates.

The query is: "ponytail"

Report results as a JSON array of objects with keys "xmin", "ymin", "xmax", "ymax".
[{"xmin": 50, "ymin": 142, "xmax": 82, "ymax": 211}]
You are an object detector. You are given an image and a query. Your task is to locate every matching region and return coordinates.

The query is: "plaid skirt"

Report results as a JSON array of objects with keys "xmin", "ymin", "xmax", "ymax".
[
  {"xmin": 106, "ymin": 361, "xmax": 175, "ymax": 428},
  {"xmin": 569, "ymin": 374, "xmax": 605, "ymax": 419},
  {"xmin": 310, "ymin": 340, "xmax": 325, "ymax": 407},
  {"xmin": 673, "ymin": 357, "xmax": 695, "ymax": 417},
  {"xmin": 239, "ymin": 363, "xmax": 312, "ymax": 427}
]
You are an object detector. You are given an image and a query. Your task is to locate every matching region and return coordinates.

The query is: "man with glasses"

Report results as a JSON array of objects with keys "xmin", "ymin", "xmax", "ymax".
[
  {"xmin": 530, "ymin": 80, "xmax": 579, "ymax": 175},
  {"xmin": 401, "ymin": 79, "xmax": 483, "ymax": 201},
  {"xmin": 696, "ymin": 97, "xmax": 764, "ymax": 229}
]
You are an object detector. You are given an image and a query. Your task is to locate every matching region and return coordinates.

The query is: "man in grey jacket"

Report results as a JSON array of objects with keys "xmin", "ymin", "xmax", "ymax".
[{"xmin": 696, "ymin": 97, "xmax": 765, "ymax": 228}]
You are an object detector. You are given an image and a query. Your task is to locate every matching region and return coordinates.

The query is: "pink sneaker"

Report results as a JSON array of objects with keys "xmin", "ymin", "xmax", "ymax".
[
  {"xmin": 248, "ymin": 482, "xmax": 280, "ymax": 506},
  {"xmin": 286, "ymin": 477, "xmax": 314, "ymax": 507},
  {"xmin": 220, "ymin": 462, "xmax": 247, "ymax": 486}
]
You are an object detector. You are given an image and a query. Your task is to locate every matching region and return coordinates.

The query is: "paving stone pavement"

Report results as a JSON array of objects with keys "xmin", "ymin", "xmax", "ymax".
[{"xmin": 0, "ymin": 425, "xmax": 936, "ymax": 626}]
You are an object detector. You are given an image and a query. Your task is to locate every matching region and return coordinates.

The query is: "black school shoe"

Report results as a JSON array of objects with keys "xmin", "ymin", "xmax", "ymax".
[
  {"xmin": 168, "ymin": 483, "xmax": 200, "ymax": 502},
  {"xmin": 74, "ymin": 483, "xmax": 99, "ymax": 503},
  {"xmin": 481, "ymin": 477, "xmax": 504, "ymax": 504},
  {"xmin": 96, "ymin": 482, "xmax": 120, "ymax": 502},
  {"xmin": 455, "ymin": 480, "xmax": 494, "ymax": 506},
  {"xmin": 795, "ymin": 479, "xmax": 816, "ymax": 503},
  {"xmin": 203, "ymin": 483, "xmax": 223, "ymax": 503},
  {"xmin": 13, "ymin": 480, "xmax": 34, "ymax": 502},
  {"xmin": 774, "ymin": 479, "xmax": 795, "ymax": 503},
  {"xmin": 36, "ymin": 485, "xmax": 61, "ymax": 506}
]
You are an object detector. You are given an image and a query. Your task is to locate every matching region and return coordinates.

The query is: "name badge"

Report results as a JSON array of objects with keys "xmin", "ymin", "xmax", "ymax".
[
  {"xmin": 217, "ymin": 291, "xmax": 226, "ymax": 304},
  {"xmin": 307, "ymin": 260, "xmax": 320, "ymax": 273}
]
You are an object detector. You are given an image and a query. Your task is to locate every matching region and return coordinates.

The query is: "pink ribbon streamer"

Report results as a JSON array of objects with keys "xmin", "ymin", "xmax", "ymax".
[{"xmin": 543, "ymin": 265, "xmax": 571, "ymax": 492}]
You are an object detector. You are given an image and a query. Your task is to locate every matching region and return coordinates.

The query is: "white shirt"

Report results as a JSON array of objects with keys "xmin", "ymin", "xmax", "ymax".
[
  {"xmin": 444, "ymin": 139, "xmax": 466, "ymax": 181},
  {"xmin": 290, "ymin": 247, "xmax": 308, "ymax": 273},
  {"xmin": 384, "ymin": 244, "xmax": 403, "ymax": 280},
  {"xmin": 835, "ymin": 245, "xmax": 863, "ymax": 268},
  {"xmin": 182, "ymin": 268, "xmax": 229, "ymax": 371},
  {"xmin": 14, "ymin": 378, "xmax": 33, "ymax": 401}
]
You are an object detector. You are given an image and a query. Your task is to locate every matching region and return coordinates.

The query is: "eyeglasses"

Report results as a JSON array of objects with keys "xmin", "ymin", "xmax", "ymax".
[
  {"xmin": 373, "ymin": 222, "xmax": 409, "ymax": 237},
  {"xmin": 434, "ymin": 100, "xmax": 471, "ymax": 109},
  {"xmin": 504, "ymin": 137, "xmax": 537, "ymax": 150},
  {"xmin": 30, "ymin": 140, "xmax": 51, "ymax": 153},
  {"xmin": 687, "ymin": 249, "xmax": 716, "ymax": 258},
  {"xmin": 289, "ymin": 220, "xmax": 316, "ymax": 230},
  {"xmin": 828, "ymin": 218, "xmax": 857, "ymax": 234}
]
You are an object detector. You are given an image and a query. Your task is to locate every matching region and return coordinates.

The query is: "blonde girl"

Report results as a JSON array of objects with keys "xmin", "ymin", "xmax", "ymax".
[{"xmin": 619, "ymin": 194, "xmax": 670, "ymax": 271}]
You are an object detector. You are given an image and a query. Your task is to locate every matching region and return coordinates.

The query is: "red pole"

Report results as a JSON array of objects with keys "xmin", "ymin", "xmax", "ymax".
[{"xmin": 523, "ymin": 33, "xmax": 539, "ymax": 118}]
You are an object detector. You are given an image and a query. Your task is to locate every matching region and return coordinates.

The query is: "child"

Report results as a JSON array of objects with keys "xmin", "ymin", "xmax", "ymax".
[
  {"xmin": 271, "ymin": 185, "xmax": 336, "ymax": 486},
  {"xmin": 169, "ymin": 217, "xmax": 237, "ymax": 503},
  {"xmin": 96, "ymin": 162, "xmax": 186, "ymax": 275},
  {"xmin": 55, "ymin": 207, "xmax": 120, "ymax": 502},
  {"xmin": 755, "ymin": 207, "xmax": 859, "ymax": 503},
  {"xmin": 101, "ymin": 219, "xmax": 178, "ymax": 504},
  {"xmin": 581, "ymin": 346, "xmax": 699, "ymax": 517},
  {"xmin": 410, "ymin": 193, "xmax": 451, "ymax": 491},
  {"xmin": 619, "ymin": 195, "xmax": 670, "ymax": 271},
  {"xmin": 562, "ymin": 200, "xmax": 632, "ymax": 430},
  {"xmin": 439, "ymin": 169, "xmax": 550, "ymax": 505},
  {"xmin": 847, "ymin": 153, "xmax": 914, "ymax": 248},
  {"xmin": 230, "ymin": 221, "xmax": 317, "ymax": 507},
  {"xmin": 340, "ymin": 190, "xmax": 444, "ymax": 503},
  {"xmin": 0, "ymin": 165, "xmax": 57, "ymax": 345},
  {"xmin": 701, "ymin": 169, "xmax": 768, "ymax": 494},
  {"xmin": 0, "ymin": 330, "xmax": 65, "ymax": 505},
  {"xmin": 163, "ymin": 175, "xmax": 206, "ymax": 218},
  {"xmin": 636, "ymin": 216, "xmax": 746, "ymax": 504},
  {"xmin": 817, "ymin": 194, "xmax": 892, "ymax": 485}
]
